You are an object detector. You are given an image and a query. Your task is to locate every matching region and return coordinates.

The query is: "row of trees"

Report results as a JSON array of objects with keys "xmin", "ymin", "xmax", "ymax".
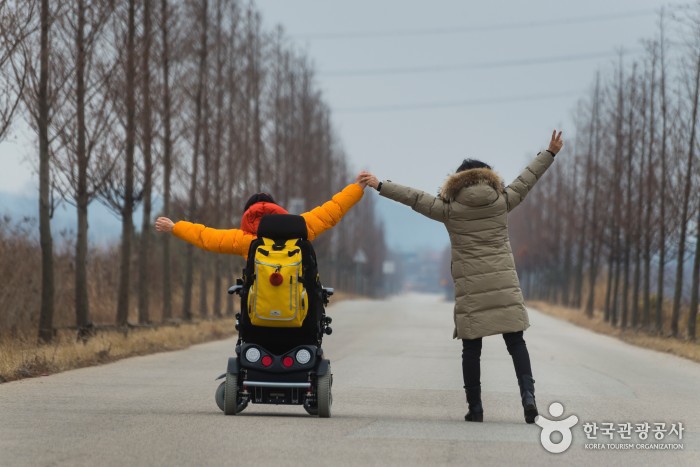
[
  {"xmin": 510, "ymin": 7, "xmax": 700, "ymax": 339},
  {"xmin": 0, "ymin": 0, "xmax": 386, "ymax": 342}
]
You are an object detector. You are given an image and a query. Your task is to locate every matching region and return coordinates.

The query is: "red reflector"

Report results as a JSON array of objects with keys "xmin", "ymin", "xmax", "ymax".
[
  {"xmin": 282, "ymin": 356, "xmax": 294, "ymax": 368},
  {"xmin": 261, "ymin": 355, "xmax": 273, "ymax": 367},
  {"xmin": 269, "ymin": 272, "xmax": 283, "ymax": 286}
]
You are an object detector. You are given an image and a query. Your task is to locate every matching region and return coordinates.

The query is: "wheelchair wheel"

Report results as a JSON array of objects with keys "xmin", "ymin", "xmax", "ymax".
[
  {"xmin": 215, "ymin": 382, "xmax": 225, "ymax": 412},
  {"xmin": 317, "ymin": 369, "xmax": 332, "ymax": 418},
  {"xmin": 224, "ymin": 373, "xmax": 239, "ymax": 415}
]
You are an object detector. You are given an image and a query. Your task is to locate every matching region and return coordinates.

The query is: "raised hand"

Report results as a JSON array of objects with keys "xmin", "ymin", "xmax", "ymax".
[
  {"xmin": 548, "ymin": 130, "xmax": 564, "ymax": 155},
  {"xmin": 155, "ymin": 216, "xmax": 175, "ymax": 233}
]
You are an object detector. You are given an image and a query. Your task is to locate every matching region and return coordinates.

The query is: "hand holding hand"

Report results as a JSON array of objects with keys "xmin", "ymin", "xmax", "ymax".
[
  {"xmin": 355, "ymin": 171, "xmax": 371, "ymax": 189},
  {"xmin": 360, "ymin": 173, "xmax": 380, "ymax": 190},
  {"xmin": 155, "ymin": 217, "xmax": 175, "ymax": 233},
  {"xmin": 548, "ymin": 130, "xmax": 564, "ymax": 155}
]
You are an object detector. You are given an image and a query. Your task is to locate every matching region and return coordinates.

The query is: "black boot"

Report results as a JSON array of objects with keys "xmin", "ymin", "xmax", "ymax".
[
  {"xmin": 464, "ymin": 385, "xmax": 483, "ymax": 422},
  {"xmin": 517, "ymin": 375, "xmax": 538, "ymax": 424}
]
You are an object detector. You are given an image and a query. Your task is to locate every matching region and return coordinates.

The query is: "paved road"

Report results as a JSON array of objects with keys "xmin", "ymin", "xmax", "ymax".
[{"xmin": 1, "ymin": 294, "xmax": 699, "ymax": 466}]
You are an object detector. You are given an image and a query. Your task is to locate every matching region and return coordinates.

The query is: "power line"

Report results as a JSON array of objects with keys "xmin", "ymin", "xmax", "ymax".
[
  {"xmin": 293, "ymin": 9, "xmax": 660, "ymax": 41},
  {"xmin": 320, "ymin": 49, "xmax": 643, "ymax": 77},
  {"xmin": 334, "ymin": 90, "xmax": 581, "ymax": 114}
]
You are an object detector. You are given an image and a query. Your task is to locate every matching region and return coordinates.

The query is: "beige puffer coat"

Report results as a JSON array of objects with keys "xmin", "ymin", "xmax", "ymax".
[{"xmin": 380, "ymin": 151, "xmax": 555, "ymax": 339}]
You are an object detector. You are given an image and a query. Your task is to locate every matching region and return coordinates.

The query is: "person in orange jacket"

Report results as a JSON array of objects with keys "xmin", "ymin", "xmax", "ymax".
[{"xmin": 154, "ymin": 172, "xmax": 369, "ymax": 256}]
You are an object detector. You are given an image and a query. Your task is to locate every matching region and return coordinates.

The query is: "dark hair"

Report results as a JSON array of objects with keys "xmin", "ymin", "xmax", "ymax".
[
  {"xmin": 244, "ymin": 192, "xmax": 277, "ymax": 212},
  {"xmin": 456, "ymin": 158, "xmax": 492, "ymax": 173}
]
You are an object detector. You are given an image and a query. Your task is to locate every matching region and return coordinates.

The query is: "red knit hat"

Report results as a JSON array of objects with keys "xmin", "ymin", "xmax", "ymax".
[{"xmin": 240, "ymin": 201, "xmax": 288, "ymax": 234}]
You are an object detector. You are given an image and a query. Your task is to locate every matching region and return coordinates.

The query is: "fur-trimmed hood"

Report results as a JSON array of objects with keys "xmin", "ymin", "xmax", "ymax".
[{"xmin": 439, "ymin": 168, "xmax": 505, "ymax": 201}]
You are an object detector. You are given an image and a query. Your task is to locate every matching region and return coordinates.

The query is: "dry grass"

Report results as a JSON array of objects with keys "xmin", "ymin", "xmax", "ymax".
[
  {"xmin": 0, "ymin": 216, "xmax": 249, "ymax": 337},
  {"xmin": 528, "ymin": 300, "xmax": 700, "ymax": 364},
  {"xmin": 0, "ymin": 319, "xmax": 235, "ymax": 383},
  {"xmin": 0, "ymin": 290, "xmax": 356, "ymax": 383},
  {"xmin": 0, "ymin": 216, "xmax": 362, "ymax": 383}
]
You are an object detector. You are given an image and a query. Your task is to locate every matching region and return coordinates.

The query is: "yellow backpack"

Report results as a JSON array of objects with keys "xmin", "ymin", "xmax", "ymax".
[{"xmin": 247, "ymin": 238, "xmax": 308, "ymax": 327}]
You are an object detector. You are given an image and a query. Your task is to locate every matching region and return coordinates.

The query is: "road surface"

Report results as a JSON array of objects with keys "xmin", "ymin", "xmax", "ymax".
[{"xmin": 1, "ymin": 294, "xmax": 699, "ymax": 466}]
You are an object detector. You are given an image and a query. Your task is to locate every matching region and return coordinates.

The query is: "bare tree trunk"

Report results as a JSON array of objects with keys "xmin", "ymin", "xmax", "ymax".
[
  {"xmin": 225, "ymin": 0, "xmax": 239, "ymax": 317},
  {"xmin": 630, "ymin": 56, "xmax": 656, "ymax": 328},
  {"xmin": 37, "ymin": 0, "xmax": 54, "ymax": 342},
  {"xmin": 585, "ymin": 74, "xmax": 602, "ymax": 319},
  {"xmin": 585, "ymin": 238, "xmax": 601, "ymax": 318},
  {"xmin": 635, "ymin": 46, "xmax": 666, "ymax": 326},
  {"xmin": 641, "ymin": 137, "xmax": 654, "ymax": 328},
  {"xmin": 182, "ymin": 153, "xmax": 196, "ymax": 322},
  {"xmin": 116, "ymin": 0, "xmax": 137, "ymax": 327},
  {"xmin": 272, "ymin": 30, "xmax": 284, "ymax": 201},
  {"xmin": 611, "ymin": 250, "xmax": 622, "ymax": 325},
  {"xmin": 138, "ymin": 0, "xmax": 154, "ymax": 324},
  {"xmin": 631, "ymin": 196, "xmax": 642, "ymax": 328},
  {"xmin": 247, "ymin": 8, "xmax": 263, "ymax": 189},
  {"xmin": 574, "ymin": 102, "xmax": 597, "ymax": 309},
  {"xmin": 160, "ymin": 0, "xmax": 173, "ymax": 322},
  {"xmin": 211, "ymin": 0, "xmax": 225, "ymax": 318},
  {"xmin": 604, "ymin": 243, "xmax": 615, "ymax": 321},
  {"xmin": 183, "ymin": 0, "xmax": 208, "ymax": 321},
  {"xmin": 198, "ymin": 14, "xmax": 212, "ymax": 319},
  {"xmin": 671, "ymin": 46, "xmax": 700, "ymax": 337},
  {"xmin": 225, "ymin": 84, "xmax": 235, "ymax": 317},
  {"xmin": 74, "ymin": 0, "xmax": 89, "ymax": 330},
  {"xmin": 561, "ymin": 163, "xmax": 576, "ymax": 306},
  {"xmin": 551, "ymin": 170, "xmax": 563, "ymax": 303},
  {"xmin": 284, "ymin": 62, "xmax": 295, "ymax": 205},
  {"xmin": 655, "ymin": 13, "xmax": 669, "ymax": 333},
  {"xmin": 199, "ymin": 106, "xmax": 210, "ymax": 319},
  {"xmin": 621, "ymin": 192, "xmax": 631, "ymax": 325},
  {"xmin": 606, "ymin": 60, "xmax": 626, "ymax": 325},
  {"xmin": 621, "ymin": 68, "xmax": 637, "ymax": 329}
]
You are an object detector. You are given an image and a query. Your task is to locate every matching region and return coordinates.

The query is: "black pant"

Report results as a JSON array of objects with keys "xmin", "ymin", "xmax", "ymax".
[{"xmin": 461, "ymin": 331, "xmax": 533, "ymax": 389}]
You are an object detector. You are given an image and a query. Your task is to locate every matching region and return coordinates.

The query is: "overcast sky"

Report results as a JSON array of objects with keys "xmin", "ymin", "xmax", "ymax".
[
  {"xmin": 0, "ymin": 0, "xmax": 679, "ymax": 250},
  {"xmin": 254, "ymin": 0, "xmax": 676, "ymax": 187}
]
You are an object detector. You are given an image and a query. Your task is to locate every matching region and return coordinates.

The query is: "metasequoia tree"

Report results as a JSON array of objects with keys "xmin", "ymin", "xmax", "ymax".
[
  {"xmin": 510, "ymin": 8, "xmax": 700, "ymax": 340},
  {"xmin": 1, "ymin": 0, "xmax": 390, "ymax": 337},
  {"xmin": 51, "ymin": 0, "xmax": 116, "ymax": 331}
]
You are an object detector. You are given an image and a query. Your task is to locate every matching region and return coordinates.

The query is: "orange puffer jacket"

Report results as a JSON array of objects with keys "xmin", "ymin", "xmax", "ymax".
[{"xmin": 172, "ymin": 183, "xmax": 364, "ymax": 257}]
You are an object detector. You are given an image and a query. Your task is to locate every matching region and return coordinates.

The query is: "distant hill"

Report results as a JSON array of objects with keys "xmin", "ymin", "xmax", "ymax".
[
  {"xmin": 1, "ymin": 189, "xmax": 450, "ymax": 253},
  {"xmin": 0, "ymin": 191, "xmax": 123, "ymax": 246}
]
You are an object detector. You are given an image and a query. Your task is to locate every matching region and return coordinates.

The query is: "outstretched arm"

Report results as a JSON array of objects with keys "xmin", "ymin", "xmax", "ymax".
[
  {"xmin": 155, "ymin": 216, "xmax": 254, "ymax": 257},
  {"xmin": 504, "ymin": 130, "xmax": 563, "ymax": 212},
  {"xmin": 301, "ymin": 175, "xmax": 367, "ymax": 240},
  {"xmin": 362, "ymin": 173, "xmax": 448, "ymax": 223}
]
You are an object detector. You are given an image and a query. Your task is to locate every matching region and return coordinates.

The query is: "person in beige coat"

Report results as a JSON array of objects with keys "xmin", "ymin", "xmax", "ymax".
[{"xmin": 361, "ymin": 130, "xmax": 564, "ymax": 424}]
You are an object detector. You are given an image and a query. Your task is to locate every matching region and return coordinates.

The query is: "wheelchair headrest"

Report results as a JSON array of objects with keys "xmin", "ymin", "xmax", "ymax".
[{"xmin": 257, "ymin": 214, "xmax": 308, "ymax": 240}]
